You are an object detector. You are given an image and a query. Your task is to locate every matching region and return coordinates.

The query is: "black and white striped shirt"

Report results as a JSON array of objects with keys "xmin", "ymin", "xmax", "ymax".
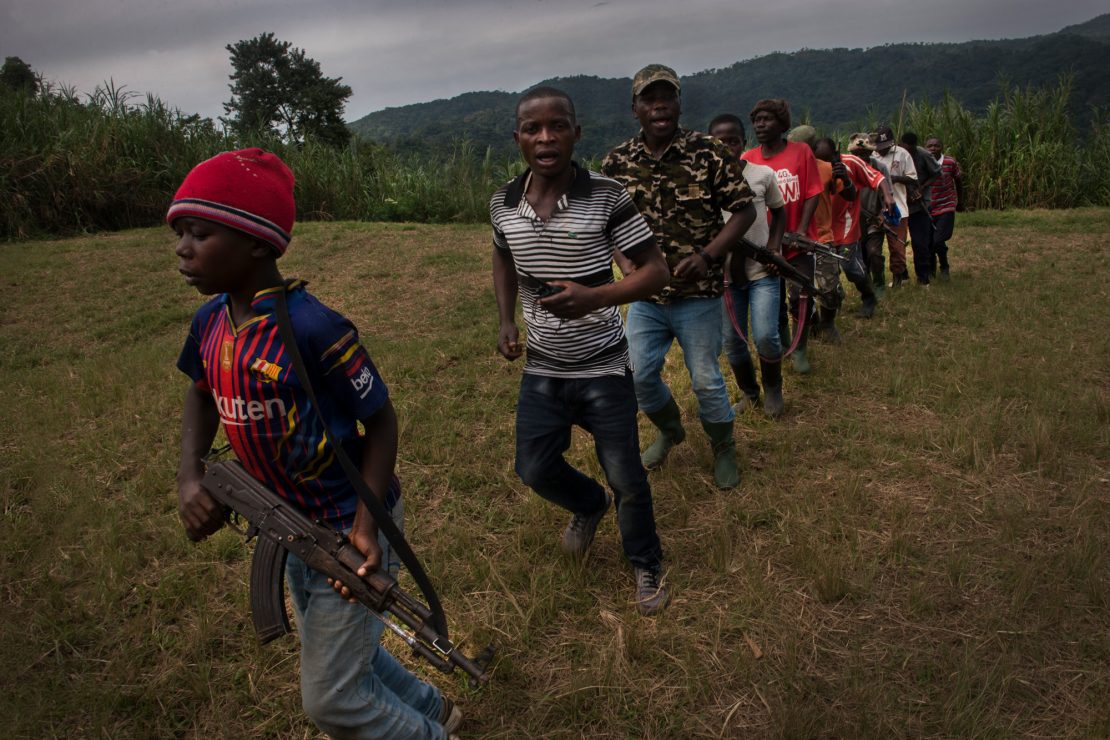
[{"xmin": 491, "ymin": 165, "xmax": 656, "ymax": 378}]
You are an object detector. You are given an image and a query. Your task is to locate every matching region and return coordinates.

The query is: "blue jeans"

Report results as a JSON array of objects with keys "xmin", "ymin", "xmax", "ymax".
[
  {"xmin": 627, "ymin": 297, "xmax": 734, "ymax": 424},
  {"xmin": 286, "ymin": 498, "xmax": 446, "ymax": 740},
  {"xmin": 515, "ymin": 370, "xmax": 662, "ymax": 569},
  {"xmin": 722, "ymin": 277, "xmax": 782, "ymax": 364}
]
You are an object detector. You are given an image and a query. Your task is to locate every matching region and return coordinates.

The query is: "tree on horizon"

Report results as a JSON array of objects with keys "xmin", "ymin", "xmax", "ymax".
[{"xmin": 223, "ymin": 33, "xmax": 352, "ymax": 147}]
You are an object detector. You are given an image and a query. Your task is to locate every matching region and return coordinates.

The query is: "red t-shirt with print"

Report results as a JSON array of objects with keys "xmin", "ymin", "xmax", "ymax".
[{"xmin": 742, "ymin": 141, "xmax": 823, "ymax": 259}]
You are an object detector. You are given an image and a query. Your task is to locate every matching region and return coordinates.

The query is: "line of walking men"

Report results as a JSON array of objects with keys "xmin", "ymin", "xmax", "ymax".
[{"xmin": 491, "ymin": 63, "xmax": 964, "ymax": 618}]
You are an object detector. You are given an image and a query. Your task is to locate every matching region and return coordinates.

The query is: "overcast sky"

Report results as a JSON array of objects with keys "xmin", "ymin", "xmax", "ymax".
[{"xmin": 2, "ymin": 0, "xmax": 1105, "ymax": 123}]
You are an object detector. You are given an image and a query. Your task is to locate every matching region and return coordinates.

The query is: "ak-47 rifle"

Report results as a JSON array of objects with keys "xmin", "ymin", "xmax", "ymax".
[
  {"xmin": 736, "ymin": 238, "xmax": 838, "ymax": 304},
  {"xmin": 859, "ymin": 206, "xmax": 905, "ymax": 246},
  {"xmin": 202, "ymin": 450, "xmax": 495, "ymax": 687},
  {"xmin": 783, "ymin": 232, "xmax": 847, "ymax": 261}
]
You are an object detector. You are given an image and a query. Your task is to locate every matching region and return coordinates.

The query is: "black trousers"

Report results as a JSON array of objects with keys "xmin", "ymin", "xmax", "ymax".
[{"xmin": 907, "ymin": 209, "xmax": 935, "ymax": 283}]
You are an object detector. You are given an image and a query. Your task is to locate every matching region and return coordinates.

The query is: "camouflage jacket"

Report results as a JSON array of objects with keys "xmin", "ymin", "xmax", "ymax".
[{"xmin": 601, "ymin": 127, "xmax": 753, "ymax": 302}]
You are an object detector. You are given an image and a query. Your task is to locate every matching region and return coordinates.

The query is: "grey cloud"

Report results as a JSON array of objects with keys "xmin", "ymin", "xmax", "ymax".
[{"xmin": 2, "ymin": 0, "xmax": 1105, "ymax": 122}]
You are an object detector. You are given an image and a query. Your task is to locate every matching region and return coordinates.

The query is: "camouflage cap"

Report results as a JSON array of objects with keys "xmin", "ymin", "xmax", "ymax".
[
  {"xmin": 848, "ymin": 132, "xmax": 875, "ymax": 152},
  {"xmin": 632, "ymin": 64, "xmax": 681, "ymax": 97},
  {"xmin": 786, "ymin": 124, "xmax": 817, "ymax": 145}
]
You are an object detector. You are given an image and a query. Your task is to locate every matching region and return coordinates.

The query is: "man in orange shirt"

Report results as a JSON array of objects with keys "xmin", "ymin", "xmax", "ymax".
[
  {"xmin": 815, "ymin": 136, "xmax": 893, "ymax": 321},
  {"xmin": 787, "ymin": 125, "xmax": 852, "ymax": 343}
]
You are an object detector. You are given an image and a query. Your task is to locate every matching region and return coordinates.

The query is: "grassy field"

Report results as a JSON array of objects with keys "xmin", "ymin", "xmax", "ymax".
[{"xmin": 1, "ymin": 210, "xmax": 1107, "ymax": 738}]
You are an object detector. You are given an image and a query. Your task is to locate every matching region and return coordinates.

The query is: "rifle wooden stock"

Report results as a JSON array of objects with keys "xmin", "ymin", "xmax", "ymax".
[{"xmin": 202, "ymin": 457, "xmax": 494, "ymax": 687}]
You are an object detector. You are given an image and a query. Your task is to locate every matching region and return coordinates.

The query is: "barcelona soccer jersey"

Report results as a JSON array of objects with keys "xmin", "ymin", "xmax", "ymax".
[{"xmin": 177, "ymin": 281, "xmax": 397, "ymax": 528}]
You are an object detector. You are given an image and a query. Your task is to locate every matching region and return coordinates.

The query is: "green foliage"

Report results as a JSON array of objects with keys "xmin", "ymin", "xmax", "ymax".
[
  {"xmin": 0, "ymin": 81, "xmax": 230, "ymax": 240},
  {"xmin": 6, "ymin": 44, "xmax": 1110, "ymax": 241},
  {"xmin": 0, "ymin": 79, "xmax": 519, "ymax": 239},
  {"xmin": 1, "ymin": 55, "xmax": 37, "ymax": 94},
  {"xmin": 901, "ymin": 80, "xmax": 1110, "ymax": 209},
  {"xmin": 223, "ymin": 32, "xmax": 352, "ymax": 148}
]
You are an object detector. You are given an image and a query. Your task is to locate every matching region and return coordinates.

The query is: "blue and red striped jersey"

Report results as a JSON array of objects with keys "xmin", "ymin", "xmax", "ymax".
[{"xmin": 177, "ymin": 281, "xmax": 398, "ymax": 528}]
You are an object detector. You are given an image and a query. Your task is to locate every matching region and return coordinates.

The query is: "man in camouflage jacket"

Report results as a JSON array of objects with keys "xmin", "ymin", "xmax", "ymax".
[{"xmin": 601, "ymin": 64, "xmax": 755, "ymax": 489}]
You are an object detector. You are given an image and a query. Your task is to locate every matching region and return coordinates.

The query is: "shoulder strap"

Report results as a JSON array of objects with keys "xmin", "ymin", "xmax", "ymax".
[{"xmin": 273, "ymin": 285, "xmax": 448, "ymax": 637}]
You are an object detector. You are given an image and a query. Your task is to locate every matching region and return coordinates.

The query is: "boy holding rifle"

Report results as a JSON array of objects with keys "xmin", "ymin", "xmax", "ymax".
[{"xmin": 171, "ymin": 149, "xmax": 460, "ymax": 739}]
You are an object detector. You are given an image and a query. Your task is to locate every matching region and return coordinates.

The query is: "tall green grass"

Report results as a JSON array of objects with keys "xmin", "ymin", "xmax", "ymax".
[
  {"xmin": 0, "ymin": 83, "xmax": 524, "ymax": 240},
  {"xmin": 900, "ymin": 77, "xmax": 1110, "ymax": 209},
  {"xmin": 3, "ymin": 77, "xmax": 1109, "ymax": 240}
]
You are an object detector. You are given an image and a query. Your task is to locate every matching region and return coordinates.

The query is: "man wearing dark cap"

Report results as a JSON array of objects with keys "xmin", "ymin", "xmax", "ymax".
[
  {"xmin": 870, "ymin": 124, "xmax": 917, "ymax": 288},
  {"xmin": 602, "ymin": 64, "xmax": 756, "ymax": 490}
]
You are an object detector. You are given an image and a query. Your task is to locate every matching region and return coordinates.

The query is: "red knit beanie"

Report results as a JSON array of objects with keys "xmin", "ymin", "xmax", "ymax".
[{"xmin": 166, "ymin": 148, "xmax": 295, "ymax": 255}]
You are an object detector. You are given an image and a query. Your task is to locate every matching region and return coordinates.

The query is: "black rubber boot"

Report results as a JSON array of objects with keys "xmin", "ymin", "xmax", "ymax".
[
  {"xmin": 641, "ymin": 397, "xmax": 686, "ymax": 469},
  {"xmin": 858, "ymin": 291, "xmax": 877, "ymax": 319},
  {"xmin": 729, "ymin": 356, "xmax": 760, "ymax": 412},
  {"xmin": 816, "ymin": 308, "xmax": 842, "ymax": 344},
  {"xmin": 759, "ymin": 358, "xmax": 784, "ymax": 418}
]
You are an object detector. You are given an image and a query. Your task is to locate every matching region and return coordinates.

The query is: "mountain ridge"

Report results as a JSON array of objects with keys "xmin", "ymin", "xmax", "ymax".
[{"xmin": 348, "ymin": 14, "xmax": 1110, "ymax": 158}]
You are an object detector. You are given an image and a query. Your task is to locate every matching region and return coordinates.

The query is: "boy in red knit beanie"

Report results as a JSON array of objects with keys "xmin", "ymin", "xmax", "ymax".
[{"xmin": 170, "ymin": 149, "xmax": 461, "ymax": 739}]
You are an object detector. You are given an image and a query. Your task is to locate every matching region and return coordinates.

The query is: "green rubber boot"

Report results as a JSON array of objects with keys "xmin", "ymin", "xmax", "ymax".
[
  {"xmin": 701, "ymin": 419, "xmax": 741, "ymax": 489},
  {"xmin": 641, "ymin": 397, "xmax": 686, "ymax": 470},
  {"xmin": 791, "ymin": 348, "xmax": 811, "ymax": 374}
]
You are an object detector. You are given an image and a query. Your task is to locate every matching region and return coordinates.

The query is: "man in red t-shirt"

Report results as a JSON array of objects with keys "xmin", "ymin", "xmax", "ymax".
[{"xmin": 742, "ymin": 99, "xmax": 823, "ymax": 374}]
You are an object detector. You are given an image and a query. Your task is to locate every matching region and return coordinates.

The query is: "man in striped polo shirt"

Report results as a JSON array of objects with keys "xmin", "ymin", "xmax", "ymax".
[
  {"xmin": 925, "ymin": 136, "xmax": 964, "ymax": 281},
  {"xmin": 491, "ymin": 87, "xmax": 673, "ymax": 615}
]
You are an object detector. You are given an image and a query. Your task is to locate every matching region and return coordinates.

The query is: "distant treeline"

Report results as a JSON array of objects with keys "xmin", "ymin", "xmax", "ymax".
[{"xmin": 1, "ymin": 79, "xmax": 1108, "ymax": 240}]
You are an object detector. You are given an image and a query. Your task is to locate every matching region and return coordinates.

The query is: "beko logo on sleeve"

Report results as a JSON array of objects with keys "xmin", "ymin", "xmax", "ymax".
[{"xmin": 351, "ymin": 366, "xmax": 375, "ymax": 398}]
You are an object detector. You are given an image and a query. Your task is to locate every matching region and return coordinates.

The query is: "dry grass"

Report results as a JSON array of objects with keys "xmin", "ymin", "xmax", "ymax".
[{"xmin": 1, "ymin": 209, "xmax": 1107, "ymax": 738}]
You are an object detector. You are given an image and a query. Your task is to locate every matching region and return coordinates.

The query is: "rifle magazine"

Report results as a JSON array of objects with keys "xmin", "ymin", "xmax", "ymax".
[{"xmin": 250, "ymin": 534, "xmax": 292, "ymax": 644}]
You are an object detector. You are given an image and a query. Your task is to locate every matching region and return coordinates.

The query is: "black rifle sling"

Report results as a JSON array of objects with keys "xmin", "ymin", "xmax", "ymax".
[{"xmin": 273, "ymin": 285, "xmax": 449, "ymax": 637}]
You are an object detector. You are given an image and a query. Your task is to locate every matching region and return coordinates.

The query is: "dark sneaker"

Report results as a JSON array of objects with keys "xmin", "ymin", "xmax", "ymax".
[
  {"xmin": 439, "ymin": 696, "xmax": 463, "ymax": 734},
  {"xmin": 561, "ymin": 493, "xmax": 611, "ymax": 558},
  {"xmin": 634, "ymin": 566, "xmax": 670, "ymax": 615},
  {"xmin": 940, "ymin": 268, "xmax": 950, "ymax": 282}
]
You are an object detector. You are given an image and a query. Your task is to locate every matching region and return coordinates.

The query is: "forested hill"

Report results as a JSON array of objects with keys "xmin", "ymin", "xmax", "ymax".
[{"xmin": 348, "ymin": 14, "xmax": 1110, "ymax": 159}]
